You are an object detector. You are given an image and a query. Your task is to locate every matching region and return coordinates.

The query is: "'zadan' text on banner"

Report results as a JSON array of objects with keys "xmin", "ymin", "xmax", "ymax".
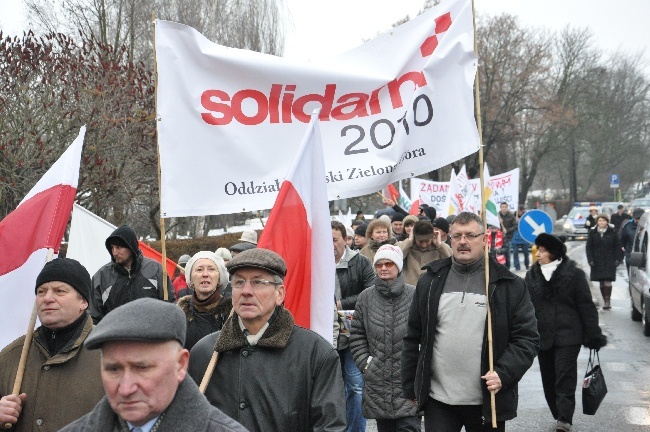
[{"xmin": 155, "ymin": 0, "xmax": 478, "ymax": 217}]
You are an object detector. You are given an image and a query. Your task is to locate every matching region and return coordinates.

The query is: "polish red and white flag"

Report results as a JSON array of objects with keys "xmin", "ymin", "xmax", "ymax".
[
  {"xmin": 258, "ymin": 113, "xmax": 335, "ymax": 342},
  {"xmin": 0, "ymin": 127, "xmax": 85, "ymax": 349}
]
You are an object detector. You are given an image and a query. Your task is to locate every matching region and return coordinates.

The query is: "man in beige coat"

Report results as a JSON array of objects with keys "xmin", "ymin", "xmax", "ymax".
[
  {"xmin": 0, "ymin": 258, "xmax": 105, "ymax": 432},
  {"xmin": 398, "ymin": 220, "xmax": 452, "ymax": 286}
]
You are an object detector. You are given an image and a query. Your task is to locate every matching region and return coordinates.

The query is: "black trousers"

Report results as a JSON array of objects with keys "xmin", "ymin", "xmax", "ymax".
[
  {"xmin": 423, "ymin": 398, "xmax": 504, "ymax": 432},
  {"xmin": 376, "ymin": 416, "xmax": 421, "ymax": 432},
  {"xmin": 537, "ymin": 345, "xmax": 582, "ymax": 424}
]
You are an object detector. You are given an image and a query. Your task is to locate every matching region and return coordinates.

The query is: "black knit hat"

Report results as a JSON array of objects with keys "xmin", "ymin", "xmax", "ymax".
[
  {"xmin": 535, "ymin": 233, "xmax": 567, "ymax": 260},
  {"xmin": 354, "ymin": 224, "xmax": 368, "ymax": 236},
  {"xmin": 433, "ymin": 217, "xmax": 450, "ymax": 234},
  {"xmin": 35, "ymin": 258, "xmax": 91, "ymax": 303},
  {"xmin": 391, "ymin": 213, "xmax": 405, "ymax": 222}
]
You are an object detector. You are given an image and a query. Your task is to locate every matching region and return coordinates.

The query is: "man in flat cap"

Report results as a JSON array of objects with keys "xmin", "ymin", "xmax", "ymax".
[
  {"xmin": 188, "ymin": 248, "xmax": 346, "ymax": 432},
  {"xmin": 90, "ymin": 224, "xmax": 174, "ymax": 324},
  {"xmin": 0, "ymin": 258, "xmax": 105, "ymax": 432},
  {"xmin": 60, "ymin": 298, "xmax": 247, "ymax": 432}
]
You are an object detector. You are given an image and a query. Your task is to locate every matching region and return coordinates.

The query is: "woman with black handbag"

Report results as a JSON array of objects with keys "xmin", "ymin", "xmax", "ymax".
[{"xmin": 525, "ymin": 234, "xmax": 607, "ymax": 432}]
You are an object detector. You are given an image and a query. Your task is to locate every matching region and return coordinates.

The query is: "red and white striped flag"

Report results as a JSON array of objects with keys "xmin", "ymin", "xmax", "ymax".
[
  {"xmin": 0, "ymin": 127, "xmax": 85, "ymax": 349},
  {"xmin": 258, "ymin": 113, "xmax": 335, "ymax": 342}
]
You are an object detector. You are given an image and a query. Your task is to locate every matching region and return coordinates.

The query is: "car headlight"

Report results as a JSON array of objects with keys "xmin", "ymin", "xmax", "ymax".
[{"xmin": 563, "ymin": 222, "xmax": 572, "ymax": 229}]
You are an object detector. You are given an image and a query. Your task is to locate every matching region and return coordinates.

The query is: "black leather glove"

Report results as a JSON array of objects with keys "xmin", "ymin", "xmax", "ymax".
[{"xmin": 585, "ymin": 334, "xmax": 607, "ymax": 350}]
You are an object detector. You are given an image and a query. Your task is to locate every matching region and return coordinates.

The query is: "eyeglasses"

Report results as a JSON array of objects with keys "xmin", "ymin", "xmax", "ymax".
[
  {"xmin": 450, "ymin": 233, "xmax": 484, "ymax": 241},
  {"xmin": 374, "ymin": 261, "xmax": 396, "ymax": 269},
  {"xmin": 231, "ymin": 278, "xmax": 281, "ymax": 290}
]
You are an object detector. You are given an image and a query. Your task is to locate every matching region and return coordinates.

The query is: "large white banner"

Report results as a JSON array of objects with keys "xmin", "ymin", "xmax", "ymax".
[
  {"xmin": 155, "ymin": 0, "xmax": 479, "ymax": 217},
  {"xmin": 410, "ymin": 167, "xmax": 520, "ymax": 227}
]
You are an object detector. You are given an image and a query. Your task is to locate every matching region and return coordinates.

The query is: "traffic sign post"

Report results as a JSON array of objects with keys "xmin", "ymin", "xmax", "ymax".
[
  {"xmin": 610, "ymin": 174, "xmax": 620, "ymax": 201},
  {"xmin": 518, "ymin": 209, "xmax": 554, "ymax": 244}
]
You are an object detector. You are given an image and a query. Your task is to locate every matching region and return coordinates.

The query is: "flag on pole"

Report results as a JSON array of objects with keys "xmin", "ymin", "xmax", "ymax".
[
  {"xmin": 382, "ymin": 183, "xmax": 400, "ymax": 203},
  {"xmin": 67, "ymin": 204, "xmax": 177, "ymax": 279},
  {"xmin": 398, "ymin": 181, "xmax": 413, "ymax": 212},
  {"xmin": 0, "ymin": 127, "xmax": 85, "ymax": 349},
  {"xmin": 258, "ymin": 113, "xmax": 335, "ymax": 342},
  {"xmin": 483, "ymin": 164, "xmax": 500, "ymax": 228}
]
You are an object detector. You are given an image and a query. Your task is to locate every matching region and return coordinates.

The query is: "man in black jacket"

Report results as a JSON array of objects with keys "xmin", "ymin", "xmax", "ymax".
[
  {"xmin": 402, "ymin": 212, "xmax": 539, "ymax": 431},
  {"xmin": 188, "ymin": 248, "xmax": 346, "ymax": 431},
  {"xmin": 90, "ymin": 225, "xmax": 174, "ymax": 323}
]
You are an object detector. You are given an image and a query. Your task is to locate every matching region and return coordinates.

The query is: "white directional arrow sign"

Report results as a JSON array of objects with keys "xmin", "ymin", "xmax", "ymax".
[{"xmin": 519, "ymin": 210, "xmax": 554, "ymax": 244}]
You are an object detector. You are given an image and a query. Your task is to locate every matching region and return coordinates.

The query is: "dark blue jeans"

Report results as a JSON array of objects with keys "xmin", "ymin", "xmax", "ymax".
[
  {"xmin": 511, "ymin": 242, "xmax": 530, "ymax": 270},
  {"xmin": 339, "ymin": 347, "xmax": 366, "ymax": 432}
]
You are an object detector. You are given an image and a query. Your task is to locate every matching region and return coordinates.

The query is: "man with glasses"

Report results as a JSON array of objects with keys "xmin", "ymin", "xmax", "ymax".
[
  {"xmin": 188, "ymin": 248, "xmax": 346, "ymax": 432},
  {"xmin": 402, "ymin": 212, "xmax": 539, "ymax": 432}
]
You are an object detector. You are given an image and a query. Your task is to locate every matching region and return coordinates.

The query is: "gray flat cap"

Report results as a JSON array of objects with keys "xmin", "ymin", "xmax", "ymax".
[
  {"xmin": 226, "ymin": 248, "xmax": 287, "ymax": 277},
  {"xmin": 85, "ymin": 298, "xmax": 186, "ymax": 349}
]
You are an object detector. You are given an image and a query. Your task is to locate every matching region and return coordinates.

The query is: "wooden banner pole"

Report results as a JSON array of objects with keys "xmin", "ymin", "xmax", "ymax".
[
  {"xmin": 471, "ymin": 0, "xmax": 497, "ymax": 428},
  {"xmin": 3, "ymin": 248, "xmax": 55, "ymax": 430}
]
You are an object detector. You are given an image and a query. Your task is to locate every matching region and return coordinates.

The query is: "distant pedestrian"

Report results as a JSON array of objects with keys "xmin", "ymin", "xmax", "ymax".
[
  {"xmin": 610, "ymin": 205, "xmax": 631, "ymax": 233},
  {"xmin": 620, "ymin": 208, "xmax": 644, "ymax": 272},
  {"xmin": 511, "ymin": 206, "xmax": 530, "ymax": 271},
  {"xmin": 498, "ymin": 203, "xmax": 516, "ymax": 269},
  {"xmin": 173, "ymin": 254, "xmax": 192, "ymax": 299},
  {"xmin": 586, "ymin": 214, "xmax": 623, "ymax": 310}
]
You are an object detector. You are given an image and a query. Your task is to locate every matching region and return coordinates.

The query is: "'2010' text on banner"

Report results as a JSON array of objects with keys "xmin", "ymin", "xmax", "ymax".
[{"xmin": 155, "ymin": 0, "xmax": 478, "ymax": 217}]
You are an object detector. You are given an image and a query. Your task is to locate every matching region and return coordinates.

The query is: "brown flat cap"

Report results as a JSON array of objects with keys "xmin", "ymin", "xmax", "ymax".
[{"xmin": 226, "ymin": 248, "xmax": 287, "ymax": 278}]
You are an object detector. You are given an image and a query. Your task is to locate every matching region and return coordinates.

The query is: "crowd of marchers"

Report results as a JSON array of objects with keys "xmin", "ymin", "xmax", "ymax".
[{"xmin": 1, "ymin": 201, "xmax": 614, "ymax": 432}]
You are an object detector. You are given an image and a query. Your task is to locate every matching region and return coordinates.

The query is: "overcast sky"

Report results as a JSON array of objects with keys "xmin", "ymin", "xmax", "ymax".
[{"xmin": 1, "ymin": 0, "xmax": 648, "ymax": 71}]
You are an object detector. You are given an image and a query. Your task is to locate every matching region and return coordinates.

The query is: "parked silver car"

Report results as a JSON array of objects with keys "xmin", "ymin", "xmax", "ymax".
[{"xmin": 628, "ymin": 212, "xmax": 650, "ymax": 335}]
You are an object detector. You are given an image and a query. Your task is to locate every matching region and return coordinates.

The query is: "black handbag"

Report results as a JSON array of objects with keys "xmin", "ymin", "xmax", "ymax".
[{"xmin": 582, "ymin": 349, "xmax": 607, "ymax": 415}]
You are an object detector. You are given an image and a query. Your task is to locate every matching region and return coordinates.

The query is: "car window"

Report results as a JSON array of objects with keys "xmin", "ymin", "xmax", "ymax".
[
  {"xmin": 632, "ymin": 199, "xmax": 650, "ymax": 207},
  {"xmin": 633, "ymin": 228, "xmax": 647, "ymax": 254},
  {"xmin": 567, "ymin": 207, "xmax": 592, "ymax": 219}
]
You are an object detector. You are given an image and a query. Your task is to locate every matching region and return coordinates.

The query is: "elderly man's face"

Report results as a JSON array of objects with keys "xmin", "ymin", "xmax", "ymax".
[
  {"xmin": 232, "ymin": 268, "xmax": 285, "ymax": 334},
  {"xmin": 36, "ymin": 281, "xmax": 87, "ymax": 330},
  {"xmin": 391, "ymin": 221, "xmax": 403, "ymax": 234},
  {"xmin": 101, "ymin": 340, "xmax": 188, "ymax": 426},
  {"xmin": 354, "ymin": 234, "xmax": 367, "ymax": 248}
]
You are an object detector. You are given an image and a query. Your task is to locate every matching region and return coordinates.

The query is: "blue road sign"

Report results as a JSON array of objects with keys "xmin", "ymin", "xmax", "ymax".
[
  {"xmin": 610, "ymin": 174, "xmax": 619, "ymax": 189},
  {"xmin": 518, "ymin": 209, "xmax": 553, "ymax": 244}
]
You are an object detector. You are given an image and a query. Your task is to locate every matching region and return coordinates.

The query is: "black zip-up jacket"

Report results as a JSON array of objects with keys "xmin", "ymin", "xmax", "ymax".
[
  {"xmin": 90, "ymin": 225, "xmax": 173, "ymax": 323},
  {"xmin": 401, "ymin": 256, "xmax": 539, "ymax": 423},
  {"xmin": 525, "ymin": 258, "xmax": 604, "ymax": 350}
]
